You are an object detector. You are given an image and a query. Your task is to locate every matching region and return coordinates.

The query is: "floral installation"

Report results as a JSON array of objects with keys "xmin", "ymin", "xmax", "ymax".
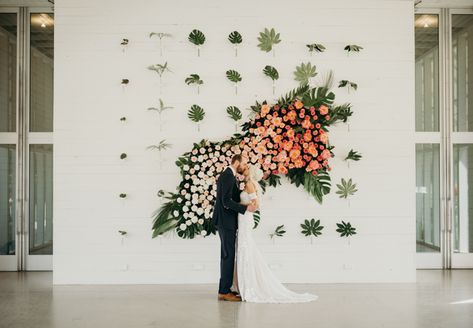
[{"xmin": 152, "ymin": 82, "xmax": 354, "ymax": 239}]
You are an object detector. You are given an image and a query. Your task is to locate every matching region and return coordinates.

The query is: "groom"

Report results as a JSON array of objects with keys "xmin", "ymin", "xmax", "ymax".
[{"xmin": 212, "ymin": 154, "xmax": 256, "ymax": 302}]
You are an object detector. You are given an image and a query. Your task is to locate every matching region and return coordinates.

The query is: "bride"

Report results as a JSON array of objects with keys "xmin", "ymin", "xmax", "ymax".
[{"xmin": 231, "ymin": 164, "xmax": 319, "ymax": 303}]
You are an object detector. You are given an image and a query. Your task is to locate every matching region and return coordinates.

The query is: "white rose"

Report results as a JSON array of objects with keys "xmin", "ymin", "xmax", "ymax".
[
  {"xmin": 183, "ymin": 165, "xmax": 190, "ymax": 171},
  {"xmin": 198, "ymin": 219, "xmax": 204, "ymax": 224},
  {"xmin": 177, "ymin": 198, "xmax": 183, "ymax": 203},
  {"xmin": 183, "ymin": 206, "xmax": 189, "ymax": 212},
  {"xmin": 185, "ymin": 174, "xmax": 190, "ymax": 179},
  {"xmin": 186, "ymin": 220, "xmax": 192, "ymax": 226},
  {"xmin": 200, "ymin": 148, "xmax": 206, "ymax": 154},
  {"xmin": 185, "ymin": 193, "xmax": 191, "ymax": 200},
  {"xmin": 184, "ymin": 183, "xmax": 189, "ymax": 189},
  {"xmin": 197, "ymin": 208, "xmax": 204, "ymax": 215},
  {"xmin": 201, "ymin": 230, "xmax": 207, "ymax": 236},
  {"xmin": 198, "ymin": 155, "xmax": 203, "ymax": 162},
  {"xmin": 192, "ymin": 149, "xmax": 198, "ymax": 155},
  {"xmin": 180, "ymin": 223, "xmax": 187, "ymax": 230},
  {"xmin": 186, "ymin": 201, "xmax": 191, "ymax": 206},
  {"xmin": 191, "ymin": 217, "xmax": 198, "ymax": 223},
  {"xmin": 194, "ymin": 164, "xmax": 200, "ymax": 170},
  {"xmin": 191, "ymin": 204, "xmax": 198, "ymax": 211},
  {"xmin": 173, "ymin": 210, "xmax": 179, "ymax": 217},
  {"xmin": 181, "ymin": 190, "xmax": 187, "ymax": 195}
]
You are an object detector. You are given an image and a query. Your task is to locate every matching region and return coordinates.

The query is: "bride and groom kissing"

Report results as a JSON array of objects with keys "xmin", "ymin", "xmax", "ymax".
[{"xmin": 211, "ymin": 154, "xmax": 318, "ymax": 303}]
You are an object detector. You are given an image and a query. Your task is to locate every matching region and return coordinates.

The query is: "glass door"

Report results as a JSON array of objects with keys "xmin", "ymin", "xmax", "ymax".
[
  {"xmin": 0, "ymin": 9, "xmax": 19, "ymax": 271},
  {"xmin": 415, "ymin": 10, "xmax": 443, "ymax": 268},
  {"xmin": 0, "ymin": 5, "xmax": 53, "ymax": 271},
  {"xmin": 451, "ymin": 9, "xmax": 473, "ymax": 268}
]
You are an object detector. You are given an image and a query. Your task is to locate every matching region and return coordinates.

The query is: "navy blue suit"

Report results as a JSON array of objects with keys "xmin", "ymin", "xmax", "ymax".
[{"xmin": 212, "ymin": 167, "xmax": 247, "ymax": 294}]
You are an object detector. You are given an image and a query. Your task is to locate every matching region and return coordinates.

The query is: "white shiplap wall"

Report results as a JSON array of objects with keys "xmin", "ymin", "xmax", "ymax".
[{"xmin": 53, "ymin": 0, "xmax": 416, "ymax": 284}]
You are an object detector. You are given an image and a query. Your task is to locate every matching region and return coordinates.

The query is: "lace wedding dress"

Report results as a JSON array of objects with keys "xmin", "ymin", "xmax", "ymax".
[{"xmin": 234, "ymin": 190, "xmax": 319, "ymax": 303}]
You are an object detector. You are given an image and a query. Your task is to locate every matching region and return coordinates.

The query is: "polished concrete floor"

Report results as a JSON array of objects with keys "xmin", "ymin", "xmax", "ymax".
[{"xmin": 0, "ymin": 270, "xmax": 472, "ymax": 328}]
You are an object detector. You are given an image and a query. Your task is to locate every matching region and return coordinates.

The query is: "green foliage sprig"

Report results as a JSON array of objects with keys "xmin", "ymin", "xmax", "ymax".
[
  {"xmin": 269, "ymin": 224, "xmax": 286, "ymax": 239},
  {"xmin": 257, "ymin": 28, "xmax": 281, "ymax": 56},
  {"xmin": 228, "ymin": 31, "xmax": 242, "ymax": 56},
  {"xmin": 336, "ymin": 221, "xmax": 357, "ymax": 237},
  {"xmin": 188, "ymin": 29, "xmax": 206, "ymax": 56},
  {"xmin": 294, "ymin": 62, "xmax": 317, "ymax": 85}
]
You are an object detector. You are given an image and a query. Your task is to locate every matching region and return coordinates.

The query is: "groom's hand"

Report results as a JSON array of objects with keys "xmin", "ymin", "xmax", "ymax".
[{"xmin": 247, "ymin": 204, "xmax": 257, "ymax": 213}]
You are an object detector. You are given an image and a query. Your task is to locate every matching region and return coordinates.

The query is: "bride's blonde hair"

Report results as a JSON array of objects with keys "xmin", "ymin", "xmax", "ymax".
[{"xmin": 247, "ymin": 165, "xmax": 263, "ymax": 199}]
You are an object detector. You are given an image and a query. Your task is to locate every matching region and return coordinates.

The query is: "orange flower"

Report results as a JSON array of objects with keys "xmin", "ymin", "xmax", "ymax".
[
  {"xmin": 309, "ymin": 160, "xmax": 320, "ymax": 171},
  {"xmin": 278, "ymin": 165, "xmax": 288, "ymax": 174},
  {"xmin": 287, "ymin": 110, "xmax": 297, "ymax": 121},
  {"xmin": 320, "ymin": 149, "xmax": 331, "ymax": 160},
  {"xmin": 319, "ymin": 105, "xmax": 329, "ymax": 115},
  {"xmin": 319, "ymin": 133, "xmax": 328, "ymax": 144},
  {"xmin": 261, "ymin": 104, "xmax": 271, "ymax": 117},
  {"xmin": 283, "ymin": 140, "xmax": 293, "ymax": 151},
  {"xmin": 307, "ymin": 144, "xmax": 318, "ymax": 157},
  {"xmin": 289, "ymin": 149, "xmax": 301, "ymax": 160},
  {"xmin": 287, "ymin": 129, "xmax": 295, "ymax": 139},
  {"xmin": 294, "ymin": 99, "xmax": 304, "ymax": 109},
  {"xmin": 302, "ymin": 118, "xmax": 311, "ymax": 129},
  {"xmin": 273, "ymin": 135, "xmax": 283, "ymax": 144},
  {"xmin": 304, "ymin": 132, "xmax": 312, "ymax": 142}
]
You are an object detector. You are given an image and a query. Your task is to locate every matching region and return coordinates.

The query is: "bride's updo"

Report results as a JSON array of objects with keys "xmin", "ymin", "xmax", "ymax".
[{"xmin": 249, "ymin": 165, "xmax": 264, "ymax": 182}]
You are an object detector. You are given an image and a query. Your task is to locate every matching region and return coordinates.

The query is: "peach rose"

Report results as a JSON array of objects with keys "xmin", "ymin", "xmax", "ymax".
[
  {"xmin": 319, "ymin": 105, "xmax": 329, "ymax": 115},
  {"xmin": 294, "ymin": 99, "xmax": 304, "ymax": 110},
  {"xmin": 261, "ymin": 104, "xmax": 271, "ymax": 117}
]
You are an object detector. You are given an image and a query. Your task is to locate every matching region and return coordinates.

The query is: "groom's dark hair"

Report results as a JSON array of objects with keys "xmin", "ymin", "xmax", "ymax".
[{"xmin": 231, "ymin": 154, "xmax": 243, "ymax": 164}]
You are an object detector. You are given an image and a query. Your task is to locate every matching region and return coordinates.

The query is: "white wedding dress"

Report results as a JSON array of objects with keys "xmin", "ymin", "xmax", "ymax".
[{"xmin": 234, "ymin": 190, "xmax": 318, "ymax": 303}]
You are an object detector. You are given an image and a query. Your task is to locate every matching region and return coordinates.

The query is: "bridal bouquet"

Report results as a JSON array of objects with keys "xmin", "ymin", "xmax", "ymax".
[{"xmin": 153, "ymin": 84, "xmax": 352, "ymax": 239}]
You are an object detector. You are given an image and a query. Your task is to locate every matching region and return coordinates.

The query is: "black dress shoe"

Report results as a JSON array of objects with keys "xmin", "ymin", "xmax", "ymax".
[{"xmin": 230, "ymin": 291, "xmax": 240, "ymax": 296}]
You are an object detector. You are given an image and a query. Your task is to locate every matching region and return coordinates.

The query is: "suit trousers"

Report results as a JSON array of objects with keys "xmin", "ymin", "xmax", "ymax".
[{"xmin": 217, "ymin": 225, "xmax": 237, "ymax": 294}]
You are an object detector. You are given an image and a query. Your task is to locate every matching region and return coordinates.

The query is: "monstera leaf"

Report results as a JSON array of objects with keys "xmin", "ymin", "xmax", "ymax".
[
  {"xmin": 257, "ymin": 28, "xmax": 281, "ymax": 55},
  {"xmin": 263, "ymin": 65, "xmax": 279, "ymax": 94},
  {"xmin": 300, "ymin": 219, "xmax": 324, "ymax": 237},
  {"xmin": 228, "ymin": 30, "xmax": 243, "ymax": 56},
  {"xmin": 188, "ymin": 29, "xmax": 206, "ymax": 56},
  {"xmin": 188, "ymin": 105, "xmax": 205, "ymax": 123},
  {"xmin": 185, "ymin": 74, "xmax": 204, "ymax": 94},
  {"xmin": 226, "ymin": 106, "xmax": 242, "ymax": 121},
  {"xmin": 226, "ymin": 70, "xmax": 242, "ymax": 94},
  {"xmin": 226, "ymin": 69, "xmax": 242, "ymax": 83},
  {"xmin": 336, "ymin": 178, "xmax": 358, "ymax": 199},
  {"xmin": 294, "ymin": 62, "xmax": 317, "ymax": 85},
  {"xmin": 336, "ymin": 221, "xmax": 357, "ymax": 237}
]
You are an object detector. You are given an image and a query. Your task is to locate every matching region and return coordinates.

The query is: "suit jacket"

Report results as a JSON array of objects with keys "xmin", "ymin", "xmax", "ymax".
[{"xmin": 212, "ymin": 167, "xmax": 247, "ymax": 230}]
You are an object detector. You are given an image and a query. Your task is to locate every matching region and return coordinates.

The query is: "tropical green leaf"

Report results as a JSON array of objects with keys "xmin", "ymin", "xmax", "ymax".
[
  {"xmin": 147, "ymin": 98, "xmax": 174, "ymax": 114},
  {"xmin": 338, "ymin": 80, "xmax": 358, "ymax": 91},
  {"xmin": 226, "ymin": 106, "xmax": 242, "ymax": 121},
  {"xmin": 294, "ymin": 62, "xmax": 317, "ymax": 84},
  {"xmin": 335, "ymin": 178, "xmax": 358, "ymax": 199},
  {"xmin": 300, "ymin": 218, "xmax": 324, "ymax": 237},
  {"xmin": 253, "ymin": 210, "xmax": 261, "ymax": 229},
  {"xmin": 277, "ymin": 83, "xmax": 311, "ymax": 106},
  {"xmin": 306, "ymin": 43, "xmax": 326, "ymax": 53},
  {"xmin": 185, "ymin": 74, "xmax": 204, "ymax": 85},
  {"xmin": 226, "ymin": 69, "xmax": 242, "ymax": 83},
  {"xmin": 228, "ymin": 31, "xmax": 242, "ymax": 44},
  {"xmin": 344, "ymin": 44, "xmax": 363, "ymax": 53},
  {"xmin": 270, "ymin": 224, "xmax": 286, "ymax": 238},
  {"xmin": 263, "ymin": 65, "xmax": 279, "ymax": 81},
  {"xmin": 188, "ymin": 29, "xmax": 206, "ymax": 46},
  {"xmin": 149, "ymin": 32, "xmax": 172, "ymax": 39},
  {"xmin": 345, "ymin": 149, "xmax": 362, "ymax": 161},
  {"xmin": 151, "ymin": 200, "xmax": 179, "ymax": 238},
  {"xmin": 147, "ymin": 139, "xmax": 172, "ymax": 151},
  {"xmin": 188, "ymin": 104, "xmax": 205, "ymax": 123},
  {"xmin": 257, "ymin": 27, "xmax": 281, "ymax": 52},
  {"xmin": 147, "ymin": 62, "xmax": 172, "ymax": 77},
  {"xmin": 336, "ymin": 220, "xmax": 357, "ymax": 237}
]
